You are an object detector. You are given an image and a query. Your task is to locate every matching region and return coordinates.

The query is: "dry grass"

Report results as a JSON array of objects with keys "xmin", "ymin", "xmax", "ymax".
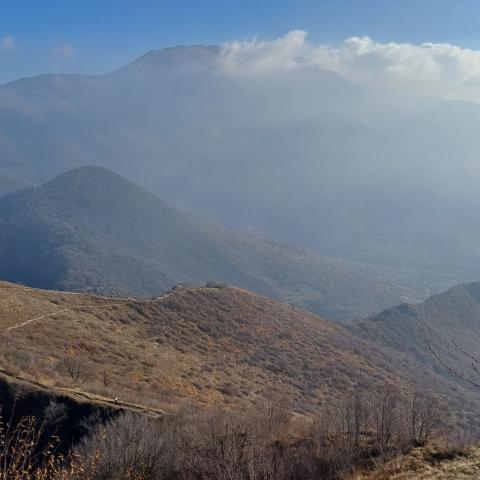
[
  {"xmin": 0, "ymin": 282, "xmax": 401, "ymax": 413},
  {"xmin": 0, "ymin": 281, "xmax": 477, "ymax": 421},
  {"xmin": 355, "ymin": 445, "xmax": 480, "ymax": 480}
]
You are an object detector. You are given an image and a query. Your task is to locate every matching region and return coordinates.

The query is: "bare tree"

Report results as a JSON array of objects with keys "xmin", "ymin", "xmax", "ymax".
[
  {"xmin": 406, "ymin": 390, "xmax": 441, "ymax": 446},
  {"xmin": 370, "ymin": 386, "xmax": 406, "ymax": 463},
  {"xmin": 56, "ymin": 356, "xmax": 89, "ymax": 384},
  {"xmin": 102, "ymin": 368, "xmax": 113, "ymax": 388},
  {"xmin": 76, "ymin": 412, "xmax": 182, "ymax": 480}
]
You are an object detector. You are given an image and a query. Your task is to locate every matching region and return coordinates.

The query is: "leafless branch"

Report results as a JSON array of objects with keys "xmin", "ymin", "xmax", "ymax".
[
  {"xmin": 451, "ymin": 338, "xmax": 480, "ymax": 365},
  {"xmin": 426, "ymin": 340, "xmax": 480, "ymax": 388}
]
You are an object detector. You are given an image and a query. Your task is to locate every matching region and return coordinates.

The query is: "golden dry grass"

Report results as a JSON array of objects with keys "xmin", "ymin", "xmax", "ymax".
[
  {"xmin": 356, "ymin": 445, "xmax": 480, "ymax": 479},
  {"xmin": 0, "ymin": 281, "xmax": 399, "ymax": 413},
  {"xmin": 0, "ymin": 281, "xmax": 477, "ymax": 422}
]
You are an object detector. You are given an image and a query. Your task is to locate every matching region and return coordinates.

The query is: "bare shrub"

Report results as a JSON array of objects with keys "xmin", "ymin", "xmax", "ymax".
[
  {"xmin": 190, "ymin": 410, "xmax": 252, "ymax": 480},
  {"xmin": 76, "ymin": 412, "xmax": 183, "ymax": 480},
  {"xmin": 73, "ymin": 385, "xmax": 445, "ymax": 480},
  {"xmin": 370, "ymin": 386, "xmax": 407, "ymax": 460},
  {"xmin": 0, "ymin": 383, "xmax": 443, "ymax": 480},
  {"xmin": 406, "ymin": 390, "xmax": 442, "ymax": 446},
  {"xmin": 56, "ymin": 356, "xmax": 91, "ymax": 384}
]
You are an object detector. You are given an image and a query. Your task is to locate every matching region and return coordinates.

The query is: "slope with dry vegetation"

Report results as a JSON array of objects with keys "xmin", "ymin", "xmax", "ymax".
[
  {"xmin": 0, "ymin": 281, "xmax": 477, "ymax": 426},
  {"xmin": 351, "ymin": 281, "xmax": 480, "ymax": 409},
  {"xmin": 355, "ymin": 445, "xmax": 480, "ymax": 480},
  {"xmin": 0, "ymin": 386, "xmax": 449, "ymax": 480}
]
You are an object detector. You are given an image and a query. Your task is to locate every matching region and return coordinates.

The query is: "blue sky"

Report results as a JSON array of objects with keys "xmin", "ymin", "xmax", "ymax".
[{"xmin": 1, "ymin": 0, "xmax": 480, "ymax": 84}]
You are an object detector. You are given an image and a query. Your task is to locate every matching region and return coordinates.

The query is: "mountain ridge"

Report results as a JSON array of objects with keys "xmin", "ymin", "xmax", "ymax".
[
  {"xmin": 0, "ymin": 280, "xmax": 478, "ymax": 428},
  {"xmin": 2, "ymin": 45, "xmax": 480, "ymax": 283},
  {"xmin": 351, "ymin": 280, "xmax": 480, "ymax": 397},
  {"xmin": 0, "ymin": 166, "xmax": 420, "ymax": 320}
]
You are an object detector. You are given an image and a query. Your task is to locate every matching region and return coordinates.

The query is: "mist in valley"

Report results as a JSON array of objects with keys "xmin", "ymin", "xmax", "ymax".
[{"xmin": 2, "ymin": 32, "xmax": 480, "ymax": 290}]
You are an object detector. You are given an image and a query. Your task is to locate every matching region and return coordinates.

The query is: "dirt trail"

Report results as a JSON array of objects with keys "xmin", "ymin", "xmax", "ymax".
[
  {"xmin": 5, "ymin": 303, "xmax": 128, "ymax": 331},
  {"xmin": 0, "ymin": 284, "xmax": 190, "ymax": 413},
  {"xmin": 3, "ymin": 287, "xmax": 186, "ymax": 332}
]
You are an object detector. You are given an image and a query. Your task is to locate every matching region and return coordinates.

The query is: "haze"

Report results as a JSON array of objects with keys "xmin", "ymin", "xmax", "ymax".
[{"xmin": 3, "ymin": 29, "xmax": 480, "ymax": 278}]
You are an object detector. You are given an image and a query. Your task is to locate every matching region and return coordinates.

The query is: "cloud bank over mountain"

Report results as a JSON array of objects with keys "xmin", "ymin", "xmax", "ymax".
[{"xmin": 221, "ymin": 30, "xmax": 480, "ymax": 102}]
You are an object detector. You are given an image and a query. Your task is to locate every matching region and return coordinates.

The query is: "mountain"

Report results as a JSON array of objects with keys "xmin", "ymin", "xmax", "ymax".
[
  {"xmin": 351, "ymin": 281, "xmax": 480, "ymax": 397},
  {"xmin": 2, "ymin": 46, "xmax": 480, "ymax": 281},
  {"xmin": 0, "ymin": 281, "xmax": 478, "ymax": 428},
  {"xmin": 0, "ymin": 166, "xmax": 421, "ymax": 320},
  {"xmin": 116, "ymin": 45, "xmax": 221, "ymax": 74}
]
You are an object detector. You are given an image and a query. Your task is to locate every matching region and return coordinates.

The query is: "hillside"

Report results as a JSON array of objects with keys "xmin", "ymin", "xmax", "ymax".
[
  {"xmin": 2, "ymin": 46, "xmax": 480, "ymax": 281},
  {"xmin": 0, "ymin": 166, "xmax": 420, "ymax": 320},
  {"xmin": 0, "ymin": 281, "xmax": 479, "ymax": 429},
  {"xmin": 356, "ymin": 445, "xmax": 480, "ymax": 479},
  {"xmin": 351, "ymin": 281, "xmax": 480, "ymax": 399}
]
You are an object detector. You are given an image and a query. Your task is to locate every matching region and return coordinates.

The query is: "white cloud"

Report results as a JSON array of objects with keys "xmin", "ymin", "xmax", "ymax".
[
  {"xmin": 53, "ymin": 44, "xmax": 74, "ymax": 59},
  {"xmin": 0, "ymin": 36, "xmax": 16, "ymax": 51},
  {"xmin": 221, "ymin": 30, "xmax": 308, "ymax": 73},
  {"xmin": 220, "ymin": 31, "xmax": 480, "ymax": 102}
]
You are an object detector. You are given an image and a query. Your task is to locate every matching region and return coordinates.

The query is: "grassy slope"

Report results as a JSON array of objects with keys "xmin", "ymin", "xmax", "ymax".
[
  {"xmin": 0, "ymin": 282, "xmax": 478, "ymax": 426},
  {"xmin": 351, "ymin": 282, "xmax": 480, "ymax": 403},
  {"xmin": 356, "ymin": 446, "xmax": 480, "ymax": 479}
]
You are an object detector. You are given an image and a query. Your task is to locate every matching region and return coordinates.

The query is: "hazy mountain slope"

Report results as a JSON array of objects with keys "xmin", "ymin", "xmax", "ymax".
[
  {"xmin": 0, "ymin": 168, "xmax": 33, "ymax": 196},
  {"xmin": 0, "ymin": 281, "xmax": 478, "ymax": 428},
  {"xmin": 351, "ymin": 281, "xmax": 480, "ymax": 396},
  {"xmin": 2, "ymin": 47, "xmax": 480, "ymax": 276},
  {"xmin": 0, "ymin": 166, "xmax": 418, "ymax": 320}
]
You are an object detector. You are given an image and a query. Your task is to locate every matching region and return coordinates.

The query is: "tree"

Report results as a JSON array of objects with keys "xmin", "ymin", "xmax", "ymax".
[
  {"xmin": 56, "ymin": 356, "xmax": 89, "ymax": 384},
  {"xmin": 406, "ymin": 390, "xmax": 441, "ymax": 446}
]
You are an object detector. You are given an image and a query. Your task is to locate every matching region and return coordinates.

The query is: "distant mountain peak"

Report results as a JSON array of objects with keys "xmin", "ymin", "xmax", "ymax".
[
  {"xmin": 51, "ymin": 165, "xmax": 128, "ymax": 183},
  {"xmin": 56, "ymin": 164, "xmax": 117, "ymax": 177},
  {"xmin": 41, "ymin": 165, "xmax": 146, "ymax": 193},
  {"xmin": 116, "ymin": 45, "xmax": 222, "ymax": 75}
]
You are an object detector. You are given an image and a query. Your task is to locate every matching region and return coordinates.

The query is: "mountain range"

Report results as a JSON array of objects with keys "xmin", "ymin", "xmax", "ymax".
[
  {"xmin": 0, "ymin": 166, "xmax": 423, "ymax": 320},
  {"xmin": 2, "ymin": 46, "xmax": 480, "ymax": 281}
]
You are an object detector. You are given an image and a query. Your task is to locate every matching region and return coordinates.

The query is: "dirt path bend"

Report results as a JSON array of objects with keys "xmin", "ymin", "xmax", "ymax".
[
  {"xmin": 0, "ymin": 285, "xmax": 191, "ymax": 413},
  {"xmin": 5, "ymin": 303, "xmax": 129, "ymax": 332},
  {"xmin": 4, "ymin": 286, "xmax": 189, "ymax": 332}
]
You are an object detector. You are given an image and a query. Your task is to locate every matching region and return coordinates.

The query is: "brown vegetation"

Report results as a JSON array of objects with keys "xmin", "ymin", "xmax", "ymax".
[
  {"xmin": 0, "ymin": 282, "xmax": 477, "ymax": 479},
  {"xmin": 0, "ymin": 386, "xmax": 444, "ymax": 480},
  {"xmin": 0, "ymin": 281, "xmax": 477, "ymax": 427},
  {"xmin": 355, "ymin": 444, "xmax": 480, "ymax": 480}
]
